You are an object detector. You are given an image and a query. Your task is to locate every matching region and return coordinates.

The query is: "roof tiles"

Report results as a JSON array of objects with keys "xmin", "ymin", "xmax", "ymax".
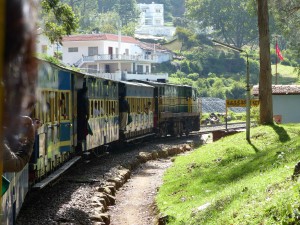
[
  {"xmin": 62, "ymin": 33, "xmax": 139, "ymax": 44},
  {"xmin": 252, "ymin": 85, "xmax": 300, "ymax": 95}
]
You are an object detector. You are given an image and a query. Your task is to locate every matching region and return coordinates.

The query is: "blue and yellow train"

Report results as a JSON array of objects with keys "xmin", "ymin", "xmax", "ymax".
[{"xmin": 2, "ymin": 59, "xmax": 200, "ymax": 223}]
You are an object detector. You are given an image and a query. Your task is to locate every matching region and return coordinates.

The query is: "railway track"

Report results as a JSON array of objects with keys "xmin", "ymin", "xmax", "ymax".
[{"xmin": 196, "ymin": 121, "xmax": 256, "ymax": 134}]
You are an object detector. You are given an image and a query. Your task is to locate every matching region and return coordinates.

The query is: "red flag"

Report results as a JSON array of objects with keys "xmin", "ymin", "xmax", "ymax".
[{"xmin": 276, "ymin": 43, "xmax": 284, "ymax": 61}]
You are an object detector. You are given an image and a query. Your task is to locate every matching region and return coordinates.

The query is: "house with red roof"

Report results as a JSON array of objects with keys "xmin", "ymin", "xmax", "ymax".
[
  {"xmin": 252, "ymin": 85, "xmax": 300, "ymax": 123},
  {"xmin": 61, "ymin": 33, "xmax": 173, "ymax": 81}
]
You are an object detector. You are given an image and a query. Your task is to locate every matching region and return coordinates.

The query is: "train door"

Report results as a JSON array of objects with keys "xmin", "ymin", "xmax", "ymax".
[
  {"xmin": 71, "ymin": 73, "xmax": 84, "ymax": 151},
  {"xmin": 153, "ymin": 86, "xmax": 159, "ymax": 128},
  {"xmin": 58, "ymin": 71, "xmax": 72, "ymax": 155}
]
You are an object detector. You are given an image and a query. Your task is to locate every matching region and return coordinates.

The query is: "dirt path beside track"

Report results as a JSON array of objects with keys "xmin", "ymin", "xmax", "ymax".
[{"xmin": 109, "ymin": 159, "xmax": 172, "ymax": 225}]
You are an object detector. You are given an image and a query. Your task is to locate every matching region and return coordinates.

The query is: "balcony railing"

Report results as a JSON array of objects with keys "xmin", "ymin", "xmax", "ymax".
[
  {"xmin": 82, "ymin": 54, "xmax": 158, "ymax": 63},
  {"xmin": 77, "ymin": 68, "xmax": 168, "ymax": 82}
]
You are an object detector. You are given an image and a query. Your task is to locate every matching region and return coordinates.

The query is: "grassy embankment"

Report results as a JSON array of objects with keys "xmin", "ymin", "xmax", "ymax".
[
  {"xmin": 271, "ymin": 64, "xmax": 299, "ymax": 84},
  {"xmin": 156, "ymin": 124, "xmax": 300, "ymax": 224}
]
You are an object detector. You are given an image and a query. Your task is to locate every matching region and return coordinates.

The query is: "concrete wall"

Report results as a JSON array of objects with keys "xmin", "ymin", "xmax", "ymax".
[{"xmin": 273, "ymin": 95, "xmax": 300, "ymax": 123}]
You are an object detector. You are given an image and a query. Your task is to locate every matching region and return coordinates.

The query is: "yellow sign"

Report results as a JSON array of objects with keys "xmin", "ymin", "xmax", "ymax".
[{"xmin": 226, "ymin": 99, "xmax": 260, "ymax": 107}]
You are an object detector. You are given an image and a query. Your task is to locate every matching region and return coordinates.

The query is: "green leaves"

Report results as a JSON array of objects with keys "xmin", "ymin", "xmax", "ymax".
[
  {"xmin": 186, "ymin": 0, "xmax": 258, "ymax": 48},
  {"xmin": 41, "ymin": 0, "xmax": 78, "ymax": 43}
]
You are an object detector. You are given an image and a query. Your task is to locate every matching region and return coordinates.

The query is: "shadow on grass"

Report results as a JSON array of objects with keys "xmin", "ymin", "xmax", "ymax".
[
  {"xmin": 247, "ymin": 139, "xmax": 259, "ymax": 153},
  {"xmin": 270, "ymin": 124, "xmax": 290, "ymax": 143}
]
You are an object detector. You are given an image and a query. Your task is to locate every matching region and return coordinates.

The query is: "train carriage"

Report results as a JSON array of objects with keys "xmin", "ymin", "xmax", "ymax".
[
  {"xmin": 29, "ymin": 60, "xmax": 84, "ymax": 185},
  {"xmin": 85, "ymin": 77, "xmax": 119, "ymax": 150},
  {"xmin": 118, "ymin": 81, "xmax": 155, "ymax": 141},
  {"xmin": 131, "ymin": 81, "xmax": 200, "ymax": 137},
  {"xmin": 1, "ymin": 56, "xmax": 201, "ymax": 223}
]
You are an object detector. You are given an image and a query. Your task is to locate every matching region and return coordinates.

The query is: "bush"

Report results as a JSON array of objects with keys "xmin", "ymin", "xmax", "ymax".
[
  {"xmin": 187, "ymin": 73, "xmax": 199, "ymax": 81},
  {"xmin": 281, "ymin": 60, "xmax": 291, "ymax": 66},
  {"xmin": 251, "ymin": 106, "xmax": 260, "ymax": 124}
]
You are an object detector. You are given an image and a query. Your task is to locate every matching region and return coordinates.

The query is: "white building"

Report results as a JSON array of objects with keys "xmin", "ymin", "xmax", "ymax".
[
  {"xmin": 136, "ymin": 3, "xmax": 176, "ymax": 38},
  {"xmin": 36, "ymin": 32, "xmax": 57, "ymax": 56},
  {"xmin": 61, "ymin": 33, "xmax": 173, "ymax": 81},
  {"xmin": 252, "ymin": 85, "xmax": 300, "ymax": 123}
]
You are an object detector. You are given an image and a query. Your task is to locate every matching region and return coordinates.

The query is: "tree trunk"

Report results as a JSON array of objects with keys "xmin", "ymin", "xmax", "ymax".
[{"xmin": 257, "ymin": 0, "xmax": 273, "ymax": 124}]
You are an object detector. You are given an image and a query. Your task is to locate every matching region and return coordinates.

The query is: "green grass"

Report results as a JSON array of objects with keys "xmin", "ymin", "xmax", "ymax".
[
  {"xmin": 156, "ymin": 124, "xmax": 300, "ymax": 224},
  {"xmin": 271, "ymin": 64, "xmax": 299, "ymax": 84}
]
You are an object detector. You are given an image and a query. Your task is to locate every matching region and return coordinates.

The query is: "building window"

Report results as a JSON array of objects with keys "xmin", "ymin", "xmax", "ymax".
[
  {"xmin": 88, "ymin": 47, "xmax": 98, "ymax": 56},
  {"xmin": 42, "ymin": 45, "xmax": 48, "ymax": 54},
  {"xmin": 156, "ymin": 9, "xmax": 161, "ymax": 13},
  {"xmin": 125, "ymin": 49, "xmax": 129, "ymax": 55},
  {"xmin": 145, "ymin": 19, "xmax": 152, "ymax": 25},
  {"xmin": 137, "ymin": 65, "xmax": 143, "ymax": 74},
  {"xmin": 155, "ymin": 19, "xmax": 161, "ymax": 25},
  {"xmin": 88, "ymin": 65, "xmax": 97, "ymax": 74},
  {"xmin": 68, "ymin": 47, "xmax": 78, "ymax": 52}
]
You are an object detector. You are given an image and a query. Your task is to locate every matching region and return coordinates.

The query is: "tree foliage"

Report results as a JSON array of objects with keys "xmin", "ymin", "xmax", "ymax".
[
  {"xmin": 41, "ymin": 0, "xmax": 78, "ymax": 43},
  {"xmin": 186, "ymin": 0, "xmax": 258, "ymax": 48},
  {"xmin": 270, "ymin": 1, "xmax": 300, "ymax": 72}
]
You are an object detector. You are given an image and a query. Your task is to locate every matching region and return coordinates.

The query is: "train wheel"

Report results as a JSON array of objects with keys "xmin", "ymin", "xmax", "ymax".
[
  {"xmin": 185, "ymin": 131, "xmax": 189, "ymax": 137},
  {"xmin": 160, "ymin": 123, "xmax": 167, "ymax": 137}
]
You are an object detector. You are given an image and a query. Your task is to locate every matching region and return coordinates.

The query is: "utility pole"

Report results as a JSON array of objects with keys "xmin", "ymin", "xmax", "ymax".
[{"xmin": 212, "ymin": 40, "xmax": 251, "ymax": 141}]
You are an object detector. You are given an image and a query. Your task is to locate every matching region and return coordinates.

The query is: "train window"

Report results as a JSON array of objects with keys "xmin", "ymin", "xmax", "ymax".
[
  {"xmin": 59, "ymin": 92, "xmax": 69, "ymax": 120},
  {"xmin": 46, "ymin": 91, "xmax": 51, "ymax": 122},
  {"xmin": 97, "ymin": 81, "xmax": 101, "ymax": 97},
  {"xmin": 67, "ymin": 92, "xmax": 70, "ymax": 119},
  {"xmin": 112, "ymin": 101, "xmax": 116, "ymax": 115},
  {"xmin": 100, "ymin": 100, "xmax": 104, "ymax": 116},
  {"xmin": 50, "ymin": 92, "xmax": 55, "ymax": 122},
  {"xmin": 110, "ymin": 101, "xmax": 113, "ymax": 115},
  {"xmin": 92, "ymin": 100, "xmax": 99, "ymax": 117},
  {"xmin": 106, "ymin": 101, "xmax": 109, "ymax": 116},
  {"xmin": 53, "ymin": 92, "xmax": 56, "ymax": 121},
  {"xmin": 89, "ymin": 100, "xmax": 93, "ymax": 118}
]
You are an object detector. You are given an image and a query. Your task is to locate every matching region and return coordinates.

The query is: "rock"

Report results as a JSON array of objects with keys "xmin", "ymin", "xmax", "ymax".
[
  {"xmin": 137, "ymin": 152, "xmax": 152, "ymax": 163},
  {"xmin": 191, "ymin": 202, "xmax": 211, "ymax": 216},
  {"xmin": 103, "ymin": 193, "xmax": 116, "ymax": 205},
  {"xmin": 151, "ymin": 150, "xmax": 159, "ymax": 160},
  {"xmin": 157, "ymin": 149, "xmax": 169, "ymax": 158},
  {"xmin": 93, "ymin": 206, "xmax": 105, "ymax": 214},
  {"xmin": 168, "ymin": 147, "xmax": 178, "ymax": 156},
  {"xmin": 95, "ymin": 193, "xmax": 110, "ymax": 207},
  {"xmin": 105, "ymin": 185, "xmax": 116, "ymax": 196},
  {"xmin": 100, "ymin": 213, "xmax": 110, "ymax": 225},
  {"xmin": 118, "ymin": 168, "xmax": 131, "ymax": 180},
  {"xmin": 183, "ymin": 144, "xmax": 191, "ymax": 151},
  {"xmin": 158, "ymin": 214, "xmax": 170, "ymax": 225},
  {"xmin": 107, "ymin": 177, "xmax": 123, "ymax": 189},
  {"xmin": 178, "ymin": 146, "xmax": 184, "ymax": 153},
  {"xmin": 98, "ymin": 186, "xmax": 112, "ymax": 195},
  {"xmin": 292, "ymin": 161, "xmax": 300, "ymax": 180},
  {"xmin": 90, "ymin": 214, "xmax": 104, "ymax": 222}
]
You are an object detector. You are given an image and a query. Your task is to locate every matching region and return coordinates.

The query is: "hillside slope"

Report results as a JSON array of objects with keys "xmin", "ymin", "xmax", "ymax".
[{"xmin": 157, "ymin": 124, "xmax": 300, "ymax": 224}]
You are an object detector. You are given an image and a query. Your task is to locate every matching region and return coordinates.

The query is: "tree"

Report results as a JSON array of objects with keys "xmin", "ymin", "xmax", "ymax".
[
  {"xmin": 41, "ymin": 0, "xmax": 78, "ymax": 43},
  {"xmin": 93, "ymin": 11, "xmax": 120, "ymax": 34},
  {"xmin": 270, "ymin": 1, "xmax": 300, "ymax": 72},
  {"xmin": 116, "ymin": 0, "xmax": 139, "ymax": 26},
  {"xmin": 61, "ymin": 0, "xmax": 99, "ymax": 33},
  {"xmin": 257, "ymin": 0, "xmax": 273, "ymax": 124},
  {"xmin": 186, "ymin": 0, "xmax": 258, "ymax": 48}
]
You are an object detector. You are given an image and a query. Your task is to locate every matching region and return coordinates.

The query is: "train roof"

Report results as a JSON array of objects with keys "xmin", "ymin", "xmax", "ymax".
[
  {"xmin": 37, "ymin": 58, "xmax": 119, "ymax": 83},
  {"xmin": 128, "ymin": 79, "xmax": 193, "ymax": 88},
  {"xmin": 119, "ymin": 80, "xmax": 154, "ymax": 88}
]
